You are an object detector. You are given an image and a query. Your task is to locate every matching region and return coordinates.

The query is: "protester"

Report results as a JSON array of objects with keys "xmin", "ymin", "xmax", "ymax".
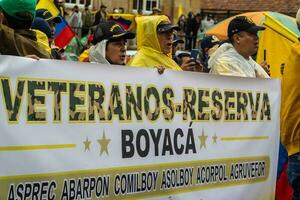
[
  {"xmin": 68, "ymin": 5, "xmax": 82, "ymax": 37},
  {"xmin": 128, "ymin": 15, "xmax": 182, "ymax": 70},
  {"xmin": 280, "ymin": 8, "xmax": 300, "ymax": 200},
  {"xmin": 201, "ymin": 14, "xmax": 215, "ymax": 32},
  {"xmin": 113, "ymin": 8, "xmax": 120, "ymax": 14},
  {"xmin": 137, "ymin": 9, "xmax": 143, "ymax": 16},
  {"xmin": 172, "ymin": 34, "xmax": 184, "ymax": 63},
  {"xmin": 172, "ymin": 34, "xmax": 202, "ymax": 72},
  {"xmin": 193, "ymin": 13, "xmax": 202, "ymax": 49},
  {"xmin": 185, "ymin": 12, "xmax": 194, "ymax": 51},
  {"xmin": 0, "ymin": 0, "xmax": 51, "ymax": 58},
  {"xmin": 177, "ymin": 14, "xmax": 186, "ymax": 49},
  {"xmin": 209, "ymin": 16, "xmax": 269, "ymax": 78},
  {"xmin": 119, "ymin": 7, "xmax": 125, "ymax": 14},
  {"xmin": 79, "ymin": 20, "xmax": 135, "ymax": 65},
  {"xmin": 201, "ymin": 35, "xmax": 220, "ymax": 72},
  {"xmin": 177, "ymin": 14, "xmax": 186, "ymax": 32},
  {"xmin": 81, "ymin": 4, "xmax": 92, "ymax": 37},
  {"xmin": 151, "ymin": 7, "xmax": 162, "ymax": 15},
  {"xmin": 31, "ymin": 17, "xmax": 52, "ymax": 55},
  {"xmin": 54, "ymin": 0, "xmax": 67, "ymax": 17},
  {"xmin": 93, "ymin": 4, "xmax": 107, "ymax": 26},
  {"xmin": 36, "ymin": 9, "xmax": 63, "ymax": 59},
  {"xmin": 174, "ymin": 51, "xmax": 190, "ymax": 66},
  {"xmin": 32, "ymin": 18, "xmax": 51, "ymax": 39},
  {"xmin": 36, "ymin": 9, "xmax": 62, "ymax": 44}
]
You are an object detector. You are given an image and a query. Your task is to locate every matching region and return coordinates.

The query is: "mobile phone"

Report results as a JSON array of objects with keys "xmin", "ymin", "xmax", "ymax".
[{"xmin": 190, "ymin": 49, "xmax": 199, "ymax": 61}]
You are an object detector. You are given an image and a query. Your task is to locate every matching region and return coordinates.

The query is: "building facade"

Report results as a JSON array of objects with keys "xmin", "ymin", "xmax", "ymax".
[
  {"xmin": 64, "ymin": 0, "xmax": 300, "ymax": 23},
  {"xmin": 200, "ymin": 0, "xmax": 300, "ymax": 19},
  {"xmin": 65, "ymin": 0, "xmax": 201, "ymax": 23}
]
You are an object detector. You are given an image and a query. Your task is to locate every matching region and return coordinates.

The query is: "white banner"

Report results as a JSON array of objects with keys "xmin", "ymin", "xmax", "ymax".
[{"xmin": 0, "ymin": 55, "xmax": 280, "ymax": 200}]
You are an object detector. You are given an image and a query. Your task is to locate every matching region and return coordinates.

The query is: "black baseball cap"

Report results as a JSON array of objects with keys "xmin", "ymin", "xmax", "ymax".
[
  {"xmin": 157, "ymin": 22, "xmax": 180, "ymax": 33},
  {"xmin": 92, "ymin": 20, "xmax": 135, "ymax": 44},
  {"xmin": 201, "ymin": 35, "xmax": 220, "ymax": 49},
  {"xmin": 227, "ymin": 16, "xmax": 265, "ymax": 38},
  {"xmin": 172, "ymin": 34, "xmax": 184, "ymax": 44},
  {"xmin": 36, "ymin": 9, "xmax": 61, "ymax": 24}
]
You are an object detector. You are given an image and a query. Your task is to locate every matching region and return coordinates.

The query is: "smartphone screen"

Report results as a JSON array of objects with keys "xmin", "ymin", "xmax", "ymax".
[{"xmin": 190, "ymin": 49, "xmax": 199, "ymax": 60}]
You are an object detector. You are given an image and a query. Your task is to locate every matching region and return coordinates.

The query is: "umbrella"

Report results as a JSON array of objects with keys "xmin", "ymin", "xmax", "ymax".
[{"xmin": 206, "ymin": 11, "xmax": 300, "ymax": 78}]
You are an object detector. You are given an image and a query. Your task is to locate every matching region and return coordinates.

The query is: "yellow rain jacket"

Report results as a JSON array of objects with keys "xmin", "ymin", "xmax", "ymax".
[
  {"xmin": 281, "ymin": 42, "xmax": 300, "ymax": 156},
  {"xmin": 34, "ymin": 30, "xmax": 52, "ymax": 55},
  {"xmin": 128, "ymin": 15, "xmax": 182, "ymax": 71}
]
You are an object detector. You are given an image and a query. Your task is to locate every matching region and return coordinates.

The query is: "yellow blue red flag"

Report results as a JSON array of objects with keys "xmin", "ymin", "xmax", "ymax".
[{"xmin": 36, "ymin": 0, "xmax": 60, "ymax": 17}]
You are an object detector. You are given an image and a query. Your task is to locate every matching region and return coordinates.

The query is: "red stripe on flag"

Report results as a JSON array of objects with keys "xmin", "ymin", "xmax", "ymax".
[{"xmin": 54, "ymin": 26, "xmax": 75, "ymax": 48}]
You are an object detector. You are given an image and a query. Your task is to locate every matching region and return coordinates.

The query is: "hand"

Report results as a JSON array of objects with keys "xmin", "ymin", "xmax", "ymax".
[
  {"xmin": 194, "ymin": 60, "xmax": 204, "ymax": 72},
  {"xmin": 260, "ymin": 61, "xmax": 270, "ymax": 76},
  {"xmin": 156, "ymin": 66, "xmax": 165, "ymax": 74},
  {"xmin": 25, "ymin": 55, "xmax": 40, "ymax": 60},
  {"xmin": 181, "ymin": 57, "xmax": 202, "ymax": 72}
]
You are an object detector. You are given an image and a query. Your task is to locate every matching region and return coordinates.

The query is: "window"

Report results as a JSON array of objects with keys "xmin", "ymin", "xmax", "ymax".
[
  {"xmin": 146, "ymin": 0, "xmax": 157, "ymax": 10},
  {"xmin": 65, "ymin": 0, "xmax": 92, "ymax": 8},
  {"xmin": 133, "ymin": 0, "xmax": 160, "ymax": 15}
]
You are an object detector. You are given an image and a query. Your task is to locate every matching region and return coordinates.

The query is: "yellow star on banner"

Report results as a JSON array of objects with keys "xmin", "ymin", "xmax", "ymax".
[
  {"xmin": 97, "ymin": 131, "xmax": 111, "ymax": 156},
  {"xmin": 83, "ymin": 137, "xmax": 91, "ymax": 152},
  {"xmin": 198, "ymin": 129, "xmax": 208, "ymax": 149},
  {"xmin": 213, "ymin": 133, "xmax": 218, "ymax": 144}
]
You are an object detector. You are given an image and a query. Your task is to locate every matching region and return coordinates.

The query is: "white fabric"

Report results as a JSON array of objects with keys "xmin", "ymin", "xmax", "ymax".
[
  {"xmin": 296, "ymin": 8, "xmax": 300, "ymax": 25},
  {"xmin": 201, "ymin": 17, "xmax": 215, "ymax": 32},
  {"xmin": 68, "ymin": 11, "xmax": 82, "ymax": 36},
  {"xmin": 88, "ymin": 40, "xmax": 110, "ymax": 64},
  {"xmin": 68, "ymin": 11, "xmax": 82, "ymax": 28},
  {"xmin": 209, "ymin": 43, "xmax": 270, "ymax": 78}
]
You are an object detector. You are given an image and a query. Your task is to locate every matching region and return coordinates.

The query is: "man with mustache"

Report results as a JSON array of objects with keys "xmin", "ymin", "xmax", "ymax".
[{"xmin": 209, "ymin": 16, "xmax": 269, "ymax": 78}]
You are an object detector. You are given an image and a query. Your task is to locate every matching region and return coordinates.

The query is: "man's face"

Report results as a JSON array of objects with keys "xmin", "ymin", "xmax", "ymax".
[
  {"xmin": 106, "ymin": 38, "xmax": 127, "ymax": 65},
  {"xmin": 235, "ymin": 31, "xmax": 259, "ymax": 57},
  {"xmin": 157, "ymin": 30, "xmax": 173, "ymax": 54}
]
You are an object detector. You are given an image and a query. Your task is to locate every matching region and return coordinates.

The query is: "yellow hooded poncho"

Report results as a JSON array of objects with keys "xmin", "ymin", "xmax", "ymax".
[
  {"xmin": 34, "ymin": 30, "xmax": 52, "ymax": 55},
  {"xmin": 281, "ymin": 42, "xmax": 300, "ymax": 156},
  {"xmin": 128, "ymin": 15, "xmax": 182, "ymax": 71}
]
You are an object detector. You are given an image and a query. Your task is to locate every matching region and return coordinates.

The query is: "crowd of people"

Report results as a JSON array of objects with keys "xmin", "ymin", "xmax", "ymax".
[{"xmin": 0, "ymin": 0, "xmax": 299, "ymax": 199}]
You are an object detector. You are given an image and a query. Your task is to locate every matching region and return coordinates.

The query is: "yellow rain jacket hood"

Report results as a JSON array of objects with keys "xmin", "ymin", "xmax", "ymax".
[{"xmin": 128, "ymin": 15, "xmax": 182, "ymax": 71}]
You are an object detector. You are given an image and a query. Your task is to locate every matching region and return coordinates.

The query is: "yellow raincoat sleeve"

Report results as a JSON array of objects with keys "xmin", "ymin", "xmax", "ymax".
[
  {"xmin": 281, "ymin": 42, "xmax": 300, "ymax": 156},
  {"xmin": 128, "ymin": 15, "xmax": 182, "ymax": 71}
]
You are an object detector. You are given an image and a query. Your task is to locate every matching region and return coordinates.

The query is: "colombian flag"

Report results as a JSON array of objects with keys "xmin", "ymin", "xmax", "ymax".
[
  {"xmin": 36, "ymin": 0, "xmax": 74, "ymax": 48},
  {"xmin": 36, "ymin": 0, "xmax": 60, "ymax": 16},
  {"xmin": 108, "ymin": 14, "xmax": 136, "ymax": 30}
]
